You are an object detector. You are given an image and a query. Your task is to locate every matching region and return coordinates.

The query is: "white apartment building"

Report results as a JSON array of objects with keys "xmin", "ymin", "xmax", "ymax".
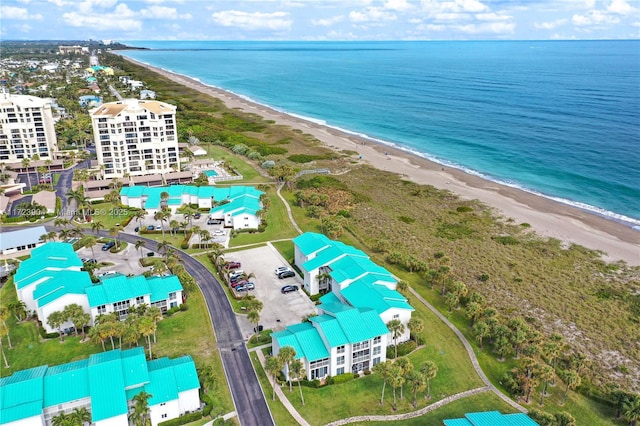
[
  {"xmin": 0, "ymin": 91, "xmax": 58, "ymax": 163},
  {"xmin": 89, "ymin": 99, "xmax": 180, "ymax": 178}
]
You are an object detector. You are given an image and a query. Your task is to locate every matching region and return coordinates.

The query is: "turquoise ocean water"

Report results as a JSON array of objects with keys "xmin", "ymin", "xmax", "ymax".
[{"xmin": 119, "ymin": 41, "xmax": 640, "ymax": 225}]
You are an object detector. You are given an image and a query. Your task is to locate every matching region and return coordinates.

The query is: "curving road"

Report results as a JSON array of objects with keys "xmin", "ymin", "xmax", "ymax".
[{"xmin": 44, "ymin": 226, "xmax": 275, "ymax": 426}]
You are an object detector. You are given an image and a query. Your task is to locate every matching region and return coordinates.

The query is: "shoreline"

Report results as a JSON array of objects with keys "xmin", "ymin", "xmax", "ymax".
[{"xmin": 119, "ymin": 55, "xmax": 639, "ymax": 266}]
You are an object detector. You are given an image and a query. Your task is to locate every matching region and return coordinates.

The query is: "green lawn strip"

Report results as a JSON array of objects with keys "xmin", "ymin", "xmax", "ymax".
[
  {"xmin": 229, "ymin": 190, "xmax": 298, "ymax": 247},
  {"xmin": 199, "ymin": 145, "xmax": 267, "ymax": 182},
  {"xmin": 407, "ymin": 282, "xmax": 619, "ymax": 425},
  {"xmin": 270, "ymin": 240, "xmax": 295, "ymax": 265},
  {"xmin": 249, "ymin": 352, "xmax": 298, "ymax": 426},
  {"xmin": 52, "ymin": 173, "xmax": 61, "ymax": 185},
  {"xmin": 246, "ymin": 331, "xmax": 272, "ymax": 349},
  {"xmin": 349, "ymin": 391, "xmax": 519, "ymax": 426},
  {"xmin": 84, "ymin": 201, "xmax": 134, "ymax": 229}
]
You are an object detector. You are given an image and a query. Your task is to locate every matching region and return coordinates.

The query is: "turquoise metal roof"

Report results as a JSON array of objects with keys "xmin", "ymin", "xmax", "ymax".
[
  {"xmin": 0, "ymin": 400, "xmax": 42, "ymax": 425},
  {"xmin": 144, "ymin": 356, "xmax": 199, "ymax": 403},
  {"xmin": 86, "ymin": 275, "xmax": 151, "ymax": 307},
  {"xmin": 33, "ymin": 270, "xmax": 93, "ymax": 308},
  {"xmin": 14, "ymin": 242, "xmax": 82, "ymax": 289},
  {"xmin": 147, "ymin": 275, "xmax": 183, "ymax": 303},
  {"xmin": 341, "ymin": 281, "xmax": 413, "ymax": 315},
  {"xmin": 285, "ymin": 322, "xmax": 330, "ymax": 362},
  {"xmin": 272, "ymin": 330, "xmax": 305, "ymax": 358},
  {"xmin": 43, "ymin": 359, "xmax": 89, "ymax": 407},
  {"xmin": 443, "ymin": 411, "xmax": 539, "ymax": 426},
  {"xmin": 318, "ymin": 292, "xmax": 342, "ymax": 305},
  {"xmin": 292, "ymin": 232, "xmax": 331, "ymax": 256},
  {"xmin": 145, "ymin": 367, "xmax": 179, "ymax": 405},
  {"xmin": 87, "ymin": 350, "xmax": 128, "ymax": 421},
  {"xmin": 329, "ymin": 255, "xmax": 393, "ymax": 285},
  {"xmin": 170, "ymin": 356, "xmax": 200, "ymax": 392},
  {"xmin": 310, "ymin": 315, "xmax": 348, "ymax": 347},
  {"xmin": 0, "ymin": 366, "xmax": 46, "ymax": 424},
  {"xmin": 121, "ymin": 347, "xmax": 149, "ymax": 388}
]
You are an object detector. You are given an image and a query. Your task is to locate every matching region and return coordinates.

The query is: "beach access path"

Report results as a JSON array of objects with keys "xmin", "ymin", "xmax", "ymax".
[{"xmin": 120, "ymin": 55, "xmax": 639, "ymax": 266}]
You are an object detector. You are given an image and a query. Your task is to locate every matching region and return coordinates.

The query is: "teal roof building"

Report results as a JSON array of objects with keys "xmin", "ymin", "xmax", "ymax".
[
  {"xmin": 443, "ymin": 411, "xmax": 539, "ymax": 426},
  {"xmin": 0, "ymin": 348, "xmax": 200, "ymax": 426}
]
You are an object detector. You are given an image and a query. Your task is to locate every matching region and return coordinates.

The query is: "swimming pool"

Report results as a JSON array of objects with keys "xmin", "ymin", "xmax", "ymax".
[{"xmin": 204, "ymin": 170, "xmax": 218, "ymax": 177}]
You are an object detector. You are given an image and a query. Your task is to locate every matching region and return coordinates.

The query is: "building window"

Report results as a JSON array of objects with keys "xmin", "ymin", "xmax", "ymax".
[
  {"xmin": 373, "ymin": 346, "xmax": 381, "ymax": 356},
  {"xmin": 136, "ymin": 296, "xmax": 145, "ymax": 305},
  {"xmin": 336, "ymin": 367, "xmax": 344, "ymax": 375},
  {"xmin": 161, "ymin": 413, "xmax": 168, "ymax": 419},
  {"xmin": 373, "ymin": 336, "xmax": 381, "ymax": 345},
  {"xmin": 373, "ymin": 357, "xmax": 381, "ymax": 366},
  {"xmin": 337, "ymin": 356, "xmax": 344, "ymax": 365},
  {"xmin": 393, "ymin": 314, "xmax": 399, "ymax": 319},
  {"xmin": 169, "ymin": 292, "xmax": 177, "ymax": 300},
  {"xmin": 336, "ymin": 345, "xmax": 345, "ymax": 354},
  {"xmin": 97, "ymin": 305, "xmax": 106, "ymax": 314}
]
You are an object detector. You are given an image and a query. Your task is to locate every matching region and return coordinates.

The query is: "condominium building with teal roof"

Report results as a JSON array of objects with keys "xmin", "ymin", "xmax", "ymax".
[
  {"xmin": 120, "ymin": 184, "xmax": 264, "ymax": 229},
  {"xmin": 272, "ymin": 233, "xmax": 414, "ymax": 381},
  {"xmin": 0, "ymin": 347, "xmax": 200, "ymax": 426},
  {"xmin": 13, "ymin": 242, "xmax": 184, "ymax": 334},
  {"xmin": 443, "ymin": 411, "xmax": 539, "ymax": 426}
]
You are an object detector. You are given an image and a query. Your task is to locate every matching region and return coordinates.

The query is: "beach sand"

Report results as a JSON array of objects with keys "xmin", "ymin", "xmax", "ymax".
[{"xmin": 122, "ymin": 56, "xmax": 639, "ymax": 266}]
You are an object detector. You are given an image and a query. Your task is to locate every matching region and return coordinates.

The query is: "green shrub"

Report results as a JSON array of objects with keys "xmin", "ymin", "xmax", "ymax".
[
  {"xmin": 165, "ymin": 306, "xmax": 180, "ymax": 316},
  {"xmin": 398, "ymin": 215, "xmax": 415, "ymax": 224},
  {"xmin": 363, "ymin": 369, "xmax": 372, "ymax": 376},
  {"xmin": 386, "ymin": 340, "xmax": 417, "ymax": 359},
  {"xmin": 203, "ymin": 403, "xmax": 213, "ymax": 417},
  {"xmin": 353, "ymin": 373, "xmax": 359, "ymax": 379},
  {"xmin": 179, "ymin": 303, "xmax": 189, "ymax": 311},
  {"xmin": 493, "ymin": 235, "xmax": 519, "ymax": 245},
  {"xmin": 456, "ymin": 206, "xmax": 474, "ymax": 212},
  {"xmin": 300, "ymin": 379, "xmax": 322, "ymax": 388},
  {"xmin": 332, "ymin": 373, "xmax": 355, "ymax": 385},
  {"xmin": 157, "ymin": 411, "xmax": 203, "ymax": 426},
  {"xmin": 39, "ymin": 327, "xmax": 60, "ymax": 339}
]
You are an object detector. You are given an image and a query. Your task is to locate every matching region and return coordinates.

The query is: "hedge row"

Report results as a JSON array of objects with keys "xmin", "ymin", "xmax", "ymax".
[{"xmin": 157, "ymin": 411, "xmax": 203, "ymax": 426}]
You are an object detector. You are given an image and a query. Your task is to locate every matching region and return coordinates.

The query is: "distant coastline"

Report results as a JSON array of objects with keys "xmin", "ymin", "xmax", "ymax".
[{"xmin": 114, "ymin": 52, "xmax": 640, "ymax": 266}]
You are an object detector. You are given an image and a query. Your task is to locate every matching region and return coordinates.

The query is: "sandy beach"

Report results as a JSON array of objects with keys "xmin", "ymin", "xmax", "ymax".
[{"xmin": 122, "ymin": 56, "xmax": 639, "ymax": 266}]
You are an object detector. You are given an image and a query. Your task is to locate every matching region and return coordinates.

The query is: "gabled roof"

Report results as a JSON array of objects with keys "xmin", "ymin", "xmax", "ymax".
[
  {"xmin": 292, "ymin": 232, "xmax": 332, "ymax": 257},
  {"xmin": 302, "ymin": 242, "xmax": 368, "ymax": 273},
  {"xmin": 85, "ymin": 275, "xmax": 151, "ymax": 307},
  {"xmin": 443, "ymin": 411, "xmax": 539, "ymax": 426},
  {"xmin": 0, "ymin": 366, "xmax": 47, "ymax": 424},
  {"xmin": 272, "ymin": 322, "xmax": 330, "ymax": 362},
  {"xmin": 0, "ymin": 225, "xmax": 46, "ymax": 251},
  {"xmin": 121, "ymin": 346, "xmax": 150, "ymax": 389},
  {"xmin": 329, "ymin": 255, "xmax": 394, "ymax": 285},
  {"xmin": 32, "ymin": 270, "xmax": 93, "ymax": 308},
  {"xmin": 311, "ymin": 305, "xmax": 389, "ymax": 347},
  {"xmin": 147, "ymin": 275, "xmax": 183, "ymax": 303},
  {"xmin": 14, "ymin": 242, "xmax": 82, "ymax": 288},
  {"xmin": 341, "ymin": 280, "xmax": 413, "ymax": 315},
  {"xmin": 43, "ymin": 359, "xmax": 89, "ymax": 407},
  {"xmin": 87, "ymin": 350, "xmax": 129, "ymax": 421}
]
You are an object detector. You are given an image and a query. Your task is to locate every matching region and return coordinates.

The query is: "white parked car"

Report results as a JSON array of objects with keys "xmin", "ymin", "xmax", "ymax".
[{"xmin": 274, "ymin": 266, "xmax": 292, "ymax": 276}]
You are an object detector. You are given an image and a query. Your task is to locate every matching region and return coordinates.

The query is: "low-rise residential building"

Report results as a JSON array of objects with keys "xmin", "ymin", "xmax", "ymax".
[
  {"xmin": 272, "ymin": 232, "xmax": 414, "ymax": 381},
  {"xmin": 0, "ymin": 225, "xmax": 47, "ymax": 255},
  {"xmin": 120, "ymin": 184, "xmax": 264, "ymax": 229},
  {"xmin": 0, "ymin": 347, "xmax": 200, "ymax": 426},
  {"xmin": 13, "ymin": 242, "xmax": 184, "ymax": 333}
]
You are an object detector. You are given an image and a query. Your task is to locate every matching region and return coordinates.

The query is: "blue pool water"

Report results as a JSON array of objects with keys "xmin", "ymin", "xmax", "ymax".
[{"xmin": 204, "ymin": 170, "xmax": 218, "ymax": 177}]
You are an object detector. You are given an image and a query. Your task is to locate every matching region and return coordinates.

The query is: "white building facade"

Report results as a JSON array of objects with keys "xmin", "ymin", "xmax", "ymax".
[
  {"xmin": 90, "ymin": 99, "xmax": 179, "ymax": 178},
  {"xmin": 0, "ymin": 91, "xmax": 58, "ymax": 163}
]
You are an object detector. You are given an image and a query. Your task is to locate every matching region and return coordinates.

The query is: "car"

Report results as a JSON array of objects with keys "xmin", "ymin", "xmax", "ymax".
[
  {"xmin": 146, "ymin": 225, "xmax": 155, "ymax": 231},
  {"xmin": 134, "ymin": 226, "xmax": 140, "ymax": 232},
  {"xmin": 224, "ymin": 261, "xmax": 242, "ymax": 270},
  {"xmin": 235, "ymin": 285, "xmax": 248, "ymax": 292},
  {"xmin": 194, "ymin": 212, "xmax": 201, "ymax": 219},
  {"xmin": 230, "ymin": 275, "xmax": 246, "ymax": 284},
  {"xmin": 246, "ymin": 282, "xmax": 255, "ymax": 290},
  {"xmin": 98, "ymin": 271, "xmax": 118, "ymax": 277},
  {"xmin": 101, "ymin": 241, "xmax": 115, "ymax": 251},
  {"xmin": 213, "ymin": 229, "xmax": 226, "ymax": 236},
  {"xmin": 207, "ymin": 218, "xmax": 222, "ymax": 225},
  {"xmin": 281, "ymin": 285, "xmax": 299, "ymax": 294},
  {"xmin": 82, "ymin": 258, "xmax": 97, "ymax": 264},
  {"xmin": 277, "ymin": 270, "xmax": 296, "ymax": 279},
  {"xmin": 231, "ymin": 280, "xmax": 248, "ymax": 288},
  {"xmin": 274, "ymin": 266, "xmax": 292, "ymax": 275},
  {"xmin": 229, "ymin": 270, "xmax": 245, "ymax": 278}
]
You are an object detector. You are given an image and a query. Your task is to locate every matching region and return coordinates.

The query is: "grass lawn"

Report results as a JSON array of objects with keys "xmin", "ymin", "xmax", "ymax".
[
  {"xmin": 84, "ymin": 201, "xmax": 134, "ymax": 230},
  {"xmin": 271, "ymin": 240, "xmax": 295, "ymax": 265},
  {"xmin": 249, "ymin": 352, "xmax": 299, "ymax": 426}
]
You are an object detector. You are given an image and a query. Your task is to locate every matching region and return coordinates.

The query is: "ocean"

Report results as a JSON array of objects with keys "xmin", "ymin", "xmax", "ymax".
[{"xmin": 119, "ymin": 40, "xmax": 640, "ymax": 225}]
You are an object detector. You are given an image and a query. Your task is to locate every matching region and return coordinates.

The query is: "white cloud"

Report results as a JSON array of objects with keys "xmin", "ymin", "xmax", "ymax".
[
  {"xmin": 534, "ymin": 18, "xmax": 568, "ymax": 30},
  {"xmin": 607, "ymin": 0, "xmax": 636, "ymax": 15},
  {"xmin": 384, "ymin": 0, "xmax": 413, "ymax": 12},
  {"xmin": 421, "ymin": 0, "xmax": 488, "ymax": 14},
  {"xmin": 572, "ymin": 10, "xmax": 620, "ymax": 26},
  {"xmin": 77, "ymin": 0, "xmax": 118, "ymax": 14},
  {"xmin": 140, "ymin": 5, "xmax": 192, "ymax": 20},
  {"xmin": 456, "ymin": 21, "xmax": 515, "ymax": 34},
  {"xmin": 62, "ymin": 4, "xmax": 141, "ymax": 31},
  {"xmin": 475, "ymin": 12, "xmax": 512, "ymax": 21},
  {"xmin": 47, "ymin": 0, "xmax": 73, "ymax": 6},
  {"xmin": 408, "ymin": 18, "xmax": 422, "ymax": 24},
  {"xmin": 211, "ymin": 11, "xmax": 292, "ymax": 31},
  {"xmin": 311, "ymin": 15, "xmax": 345, "ymax": 27},
  {"xmin": 0, "ymin": 5, "xmax": 42, "ymax": 20},
  {"xmin": 349, "ymin": 7, "xmax": 397, "ymax": 23}
]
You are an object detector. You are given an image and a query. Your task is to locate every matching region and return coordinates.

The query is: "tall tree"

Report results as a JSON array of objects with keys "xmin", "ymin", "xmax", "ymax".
[
  {"xmin": 0, "ymin": 321, "xmax": 10, "ymax": 368},
  {"xmin": 83, "ymin": 235, "xmax": 97, "ymax": 259},
  {"xmin": 47, "ymin": 310, "xmax": 65, "ymax": 342},
  {"xmin": 277, "ymin": 346, "xmax": 296, "ymax": 393},
  {"xmin": 21, "ymin": 157, "xmax": 32, "ymax": 191},
  {"xmin": 146, "ymin": 307, "xmax": 162, "ymax": 343},
  {"xmin": 407, "ymin": 317, "xmax": 424, "ymax": 343},
  {"xmin": 388, "ymin": 362, "xmax": 404, "ymax": 411},
  {"xmin": 561, "ymin": 370, "xmax": 581, "ymax": 405},
  {"xmin": 405, "ymin": 370, "xmax": 427, "ymax": 408},
  {"xmin": 129, "ymin": 391, "xmax": 153, "ymax": 426},
  {"xmin": 386, "ymin": 319, "xmax": 405, "ymax": 359},
  {"xmin": 138, "ymin": 316, "xmax": 156, "ymax": 359},
  {"xmin": 290, "ymin": 359, "xmax": 306, "ymax": 406},
  {"xmin": 73, "ymin": 407, "xmax": 92, "ymax": 426},
  {"xmin": 373, "ymin": 360, "xmax": 392, "ymax": 405},
  {"xmin": 135, "ymin": 239, "xmax": 146, "ymax": 260},
  {"xmin": 395, "ymin": 356, "xmax": 413, "ymax": 400},
  {"xmin": 91, "ymin": 220, "xmax": 105, "ymax": 235},
  {"xmin": 538, "ymin": 364, "xmax": 555, "ymax": 406},
  {"xmin": 622, "ymin": 394, "xmax": 640, "ymax": 426},
  {"xmin": 473, "ymin": 321, "xmax": 490, "ymax": 349},
  {"xmin": 0, "ymin": 306, "xmax": 12, "ymax": 349},
  {"xmin": 265, "ymin": 355, "xmax": 283, "ymax": 401},
  {"xmin": 420, "ymin": 360, "xmax": 438, "ymax": 400}
]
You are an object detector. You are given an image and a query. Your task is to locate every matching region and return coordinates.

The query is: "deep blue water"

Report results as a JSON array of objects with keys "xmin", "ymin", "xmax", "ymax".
[{"xmin": 119, "ymin": 41, "xmax": 640, "ymax": 224}]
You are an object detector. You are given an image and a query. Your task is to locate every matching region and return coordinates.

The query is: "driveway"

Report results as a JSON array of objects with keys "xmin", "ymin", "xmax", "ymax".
[
  {"xmin": 224, "ymin": 244, "xmax": 317, "ymax": 339},
  {"xmin": 75, "ymin": 241, "xmax": 153, "ymax": 277}
]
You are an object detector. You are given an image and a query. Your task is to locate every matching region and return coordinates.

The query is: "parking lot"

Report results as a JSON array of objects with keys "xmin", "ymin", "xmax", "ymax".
[
  {"xmin": 223, "ymin": 244, "xmax": 318, "ymax": 339},
  {"xmin": 76, "ymin": 241, "xmax": 153, "ymax": 277}
]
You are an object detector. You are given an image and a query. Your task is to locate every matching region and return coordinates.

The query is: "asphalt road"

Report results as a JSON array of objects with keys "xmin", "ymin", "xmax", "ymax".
[{"xmin": 43, "ymin": 226, "xmax": 275, "ymax": 426}]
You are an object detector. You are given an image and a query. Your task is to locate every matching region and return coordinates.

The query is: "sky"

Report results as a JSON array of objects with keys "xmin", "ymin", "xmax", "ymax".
[{"xmin": 0, "ymin": 0, "xmax": 638, "ymax": 41}]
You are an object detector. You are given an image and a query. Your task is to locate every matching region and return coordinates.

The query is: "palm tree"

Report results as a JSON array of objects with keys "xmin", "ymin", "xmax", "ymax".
[
  {"xmin": 248, "ymin": 309, "xmax": 260, "ymax": 337},
  {"xmin": 47, "ymin": 310, "xmax": 65, "ymax": 342},
  {"xmin": 91, "ymin": 220, "xmax": 105, "ymax": 235},
  {"xmin": 420, "ymin": 360, "xmax": 438, "ymax": 399},
  {"xmin": 146, "ymin": 307, "xmax": 162, "ymax": 343},
  {"xmin": 160, "ymin": 191, "xmax": 169, "ymax": 209},
  {"xmin": 473, "ymin": 321, "xmax": 490, "ymax": 349},
  {"xmin": 129, "ymin": 391, "xmax": 152, "ymax": 426},
  {"xmin": 561, "ymin": 370, "xmax": 581, "ymax": 405},
  {"xmin": 21, "ymin": 157, "xmax": 32, "ymax": 191},
  {"xmin": 83, "ymin": 236, "xmax": 97, "ymax": 259},
  {"xmin": 199, "ymin": 229, "xmax": 212, "ymax": 248},
  {"xmin": 138, "ymin": 316, "xmax": 156, "ymax": 359},
  {"xmin": 156, "ymin": 240, "xmax": 170, "ymax": 255},
  {"xmin": 154, "ymin": 210, "xmax": 170, "ymax": 238},
  {"xmin": 0, "ymin": 307, "xmax": 13, "ymax": 350},
  {"xmin": 539, "ymin": 364, "xmax": 555, "ymax": 406},
  {"xmin": 277, "ymin": 346, "xmax": 296, "ymax": 393},
  {"xmin": 395, "ymin": 356, "xmax": 413, "ymax": 400},
  {"xmin": 386, "ymin": 319, "xmax": 405, "ymax": 359},
  {"xmin": 108, "ymin": 227, "xmax": 120, "ymax": 251},
  {"xmin": 388, "ymin": 362, "xmax": 404, "ymax": 411},
  {"xmin": 135, "ymin": 240, "xmax": 146, "ymax": 260},
  {"xmin": 73, "ymin": 407, "xmax": 92, "ymax": 426},
  {"xmin": 265, "ymin": 355, "xmax": 282, "ymax": 401},
  {"xmin": 51, "ymin": 412, "xmax": 72, "ymax": 426},
  {"xmin": 407, "ymin": 317, "xmax": 424, "ymax": 343},
  {"xmin": 7, "ymin": 301, "xmax": 27, "ymax": 322},
  {"xmin": 88, "ymin": 326, "xmax": 106, "ymax": 351},
  {"xmin": 134, "ymin": 210, "xmax": 146, "ymax": 229},
  {"xmin": 66, "ymin": 188, "xmax": 89, "ymax": 222},
  {"xmin": 290, "ymin": 359, "xmax": 306, "ymax": 405},
  {"xmin": 373, "ymin": 360, "xmax": 392, "ymax": 405},
  {"xmin": 406, "ymin": 370, "xmax": 427, "ymax": 408}
]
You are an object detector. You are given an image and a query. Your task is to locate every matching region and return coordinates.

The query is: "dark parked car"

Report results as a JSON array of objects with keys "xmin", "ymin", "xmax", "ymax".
[
  {"xmin": 230, "ymin": 275, "xmax": 246, "ymax": 284},
  {"xmin": 281, "ymin": 285, "xmax": 299, "ymax": 294},
  {"xmin": 277, "ymin": 270, "xmax": 296, "ymax": 279},
  {"xmin": 101, "ymin": 241, "xmax": 115, "ymax": 251},
  {"xmin": 146, "ymin": 225, "xmax": 155, "ymax": 231},
  {"xmin": 194, "ymin": 212, "xmax": 201, "ymax": 219},
  {"xmin": 207, "ymin": 218, "xmax": 222, "ymax": 225},
  {"xmin": 134, "ymin": 226, "xmax": 140, "ymax": 232},
  {"xmin": 224, "ymin": 261, "xmax": 242, "ymax": 270},
  {"xmin": 81, "ymin": 258, "xmax": 97, "ymax": 264},
  {"xmin": 231, "ymin": 280, "xmax": 248, "ymax": 288}
]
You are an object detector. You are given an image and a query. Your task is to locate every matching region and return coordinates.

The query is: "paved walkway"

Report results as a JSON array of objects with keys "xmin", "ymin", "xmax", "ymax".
[
  {"xmin": 276, "ymin": 182, "xmax": 303, "ymax": 235},
  {"xmin": 255, "ymin": 349, "xmax": 311, "ymax": 426},
  {"xmin": 408, "ymin": 287, "xmax": 527, "ymax": 413}
]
